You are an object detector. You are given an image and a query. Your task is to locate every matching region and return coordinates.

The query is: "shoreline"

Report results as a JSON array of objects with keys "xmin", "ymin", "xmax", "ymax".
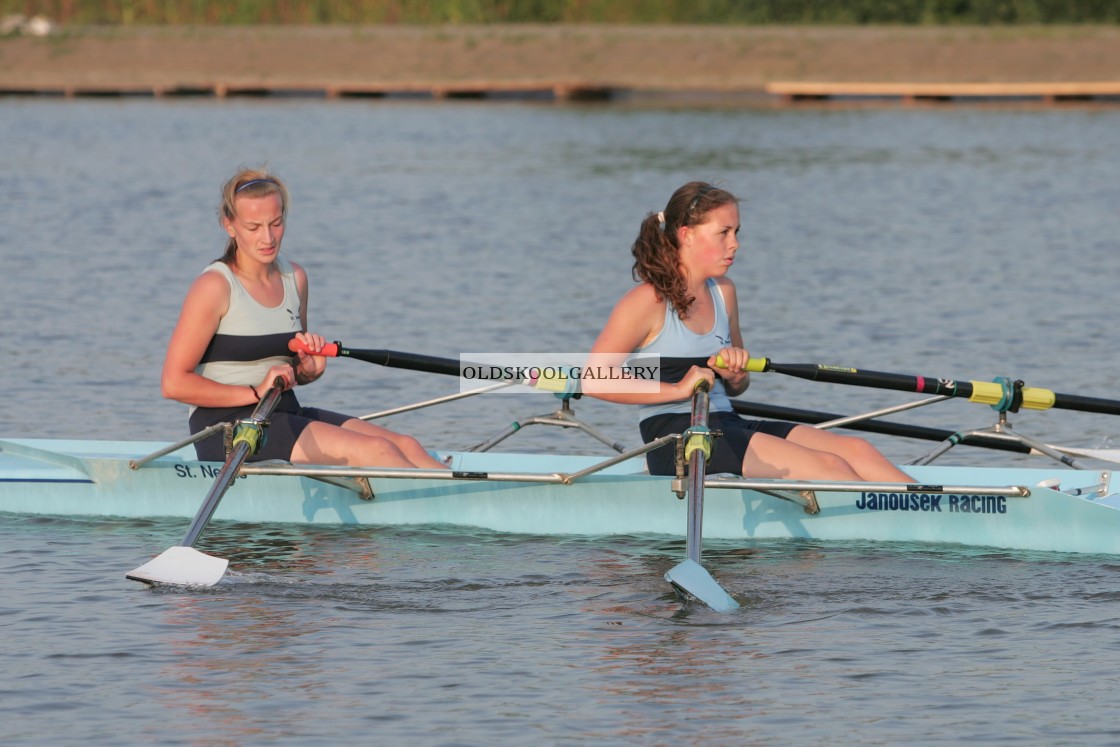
[{"xmin": 2, "ymin": 24, "xmax": 1119, "ymax": 95}]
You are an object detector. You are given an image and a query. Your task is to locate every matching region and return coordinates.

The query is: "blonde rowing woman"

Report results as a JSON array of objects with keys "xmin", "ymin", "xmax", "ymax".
[
  {"xmin": 162, "ymin": 167, "xmax": 445, "ymax": 469},
  {"xmin": 585, "ymin": 181, "xmax": 913, "ymax": 482}
]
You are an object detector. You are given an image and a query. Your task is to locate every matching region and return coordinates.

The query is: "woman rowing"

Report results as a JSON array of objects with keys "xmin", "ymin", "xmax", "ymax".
[
  {"xmin": 585, "ymin": 181, "xmax": 912, "ymax": 482},
  {"xmin": 162, "ymin": 168, "xmax": 445, "ymax": 469}
]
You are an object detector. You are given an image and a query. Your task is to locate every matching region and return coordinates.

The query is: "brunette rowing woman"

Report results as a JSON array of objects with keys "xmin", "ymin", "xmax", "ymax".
[{"xmin": 586, "ymin": 181, "xmax": 913, "ymax": 482}]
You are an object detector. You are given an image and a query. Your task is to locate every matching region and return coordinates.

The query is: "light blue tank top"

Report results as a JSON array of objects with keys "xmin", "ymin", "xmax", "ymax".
[{"xmin": 636, "ymin": 278, "xmax": 735, "ymax": 420}]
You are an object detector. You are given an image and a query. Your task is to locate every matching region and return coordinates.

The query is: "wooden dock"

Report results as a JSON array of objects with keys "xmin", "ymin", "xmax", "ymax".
[
  {"xmin": 3, "ymin": 79, "xmax": 1119, "ymax": 105},
  {"xmin": 766, "ymin": 81, "xmax": 1120, "ymax": 104},
  {"xmin": 0, "ymin": 80, "xmax": 617, "ymax": 101}
]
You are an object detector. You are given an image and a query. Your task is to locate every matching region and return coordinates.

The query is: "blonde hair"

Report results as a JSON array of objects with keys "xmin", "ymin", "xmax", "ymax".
[
  {"xmin": 631, "ymin": 181, "xmax": 738, "ymax": 318},
  {"xmin": 216, "ymin": 168, "xmax": 291, "ymax": 264}
]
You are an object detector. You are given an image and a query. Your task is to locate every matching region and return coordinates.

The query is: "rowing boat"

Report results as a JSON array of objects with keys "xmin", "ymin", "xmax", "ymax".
[
  {"xmin": 2, "ymin": 431, "xmax": 1115, "ymax": 553},
  {"xmin": 6, "ymin": 344, "xmax": 1120, "ymax": 604}
]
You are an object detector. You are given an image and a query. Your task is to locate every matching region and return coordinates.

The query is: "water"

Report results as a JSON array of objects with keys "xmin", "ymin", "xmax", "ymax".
[{"xmin": 2, "ymin": 98, "xmax": 1120, "ymax": 745}]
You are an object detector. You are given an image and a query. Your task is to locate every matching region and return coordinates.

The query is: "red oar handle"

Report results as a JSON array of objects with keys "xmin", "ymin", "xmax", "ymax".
[{"xmin": 289, "ymin": 338, "xmax": 340, "ymax": 357}]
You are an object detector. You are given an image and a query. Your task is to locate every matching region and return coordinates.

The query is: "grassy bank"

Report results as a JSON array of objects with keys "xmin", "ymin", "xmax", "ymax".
[
  {"xmin": 5, "ymin": 0, "xmax": 1120, "ymax": 26},
  {"xmin": 3, "ymin": 23, "xmax": 1119, "ymax": 92}
]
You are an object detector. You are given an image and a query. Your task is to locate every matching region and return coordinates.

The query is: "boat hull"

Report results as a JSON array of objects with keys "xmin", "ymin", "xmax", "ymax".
[{"xmin": 2, "ymin": 438, "xmax": 1118, "ymax": 555}]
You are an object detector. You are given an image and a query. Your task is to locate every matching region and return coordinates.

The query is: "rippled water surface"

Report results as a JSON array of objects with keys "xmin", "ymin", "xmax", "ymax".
[{"xmin": 2, "ymin": 99, "xmax": 1120, "ymax": 745}]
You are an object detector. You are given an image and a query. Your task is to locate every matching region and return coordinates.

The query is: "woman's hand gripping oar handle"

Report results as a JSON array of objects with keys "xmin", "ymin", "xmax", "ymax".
[
  {"xmin": 289, "ymin": 338, "xmax": 340, "ymax": 358},
  {"xmin": 714, "ymin": 354, "xmax": 769, "ymax": 373}
]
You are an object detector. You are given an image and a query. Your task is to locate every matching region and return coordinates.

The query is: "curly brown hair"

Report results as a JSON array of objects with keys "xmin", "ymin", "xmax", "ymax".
[{"xmin": 631, "ymin": 181, "xmax": 739, "ymax": 319}]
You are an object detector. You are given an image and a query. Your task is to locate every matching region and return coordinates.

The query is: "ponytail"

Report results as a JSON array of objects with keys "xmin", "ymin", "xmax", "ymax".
[{"xmin": 631, "ymin": 181, "xmax": 738, "ymax": 318}]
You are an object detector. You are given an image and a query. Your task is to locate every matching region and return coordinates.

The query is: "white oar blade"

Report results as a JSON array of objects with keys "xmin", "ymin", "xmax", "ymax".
[
  {"xmin": 126, "ymin": 546, "xmax": 229, "ymax": 587},
  {"xmin": 665, "ymin": 559, "xmax": 740, "ymax": 613}
]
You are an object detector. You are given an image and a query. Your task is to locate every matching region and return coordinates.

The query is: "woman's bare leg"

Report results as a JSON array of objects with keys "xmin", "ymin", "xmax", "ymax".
[
  {"xmin": 340, "ymin": 418, "xmax": 447, "ymax": 469},
  {"xmin": 743, "ymin": 432, "xmax": 864, "ymax": 481},
  {"xmin": 290, "ymin": 420, "xmax": 445, "ymax": 469},
  {"xmin": 784, "ymin": 425, "xmax": 913, "ymax": 482},
  {"xmin": 743, "ymin": 428, "xmax": 912, "ymax": 482}
]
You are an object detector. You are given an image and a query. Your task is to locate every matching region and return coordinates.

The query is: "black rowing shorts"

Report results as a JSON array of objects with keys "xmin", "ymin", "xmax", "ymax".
[
  {"xmin": 639, "ymin": 411, "xmax": 797, "ymax": 476},
  {"xmin": 188, "ymin": 390, "xmax": 353, "ymax": 462}
]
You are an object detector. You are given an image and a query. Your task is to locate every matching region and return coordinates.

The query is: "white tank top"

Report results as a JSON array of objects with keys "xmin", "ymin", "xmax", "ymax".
[{"xmin": 192, "ymin": 259, "xmax": 302, "ymax": 409}]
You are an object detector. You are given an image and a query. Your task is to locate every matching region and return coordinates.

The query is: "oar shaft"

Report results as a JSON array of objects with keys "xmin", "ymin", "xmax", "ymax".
[
  {"xmin": 685, "ymin": 382, "xmax": 712, "ymax": 565},
  {"xmin": 731, "ymin": 400, "xmax": 1034, "ymax": 454},
  {"xmin": 290, "ymin": 339, "xmax": 463, "ymax": 378},
  {"xmin": 747, "ymin": 357, "xmax": 1120, "ymax": 417},
  {"xmin": 181, "ymin": 440, "xmax": 252, "ymax": 547},
  {"xmin": 289, "ymin": 339, "xmax": 573, "ymax": 395},
  {"xmin": 342, "ymin": 347, "xmax": 463, "ymax": 377},
  {"xmin": 671, "ymin": 355, "xmax": 996, "ymax": 407},
  {"xmin": 179, "ymin": 380, "xmax": 284, "ymax": 548},
  {"xmin": 753, "ymin": 359, "xmax": 975, "ymax": 397},
  {"xmin": 1052, "ymin": 392, "xmax": 1120, "ymax": 417}
]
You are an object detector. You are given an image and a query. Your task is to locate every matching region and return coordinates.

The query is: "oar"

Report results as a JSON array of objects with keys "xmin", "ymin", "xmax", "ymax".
[
  {"xmin": 664, "ymin": 380, "xmax": 740, "ymax": 613},
  {"xmin": 731, "ymin": 400, "xmax": 1034, "ymax": 454},
  {"xmin": 740, "ymin": 357, "xmax": 1120, "ymax": 417},
  {"xmin": 654, "ymin": 357, "xmax": 1047, "ymax": 453},
  {"xmin": 126, "ymin": 378, "xmax": 285, "ymax": 586},
  {"xmin": 288, "ymin": 339, "xmax": 574, "ymax": 393},
  {"xmin": 289, "ymin": 339, "xmax": 462, "ymax": 377}
]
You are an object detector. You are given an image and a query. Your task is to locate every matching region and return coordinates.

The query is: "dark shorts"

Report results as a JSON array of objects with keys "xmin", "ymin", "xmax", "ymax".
[
  {"xmin": 188, "ymin": 390, "xmax": 353, "ymax": 462},
  {"xmin": 639, "ymin": 411, "xmax": 798, "ymax": 476}
]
